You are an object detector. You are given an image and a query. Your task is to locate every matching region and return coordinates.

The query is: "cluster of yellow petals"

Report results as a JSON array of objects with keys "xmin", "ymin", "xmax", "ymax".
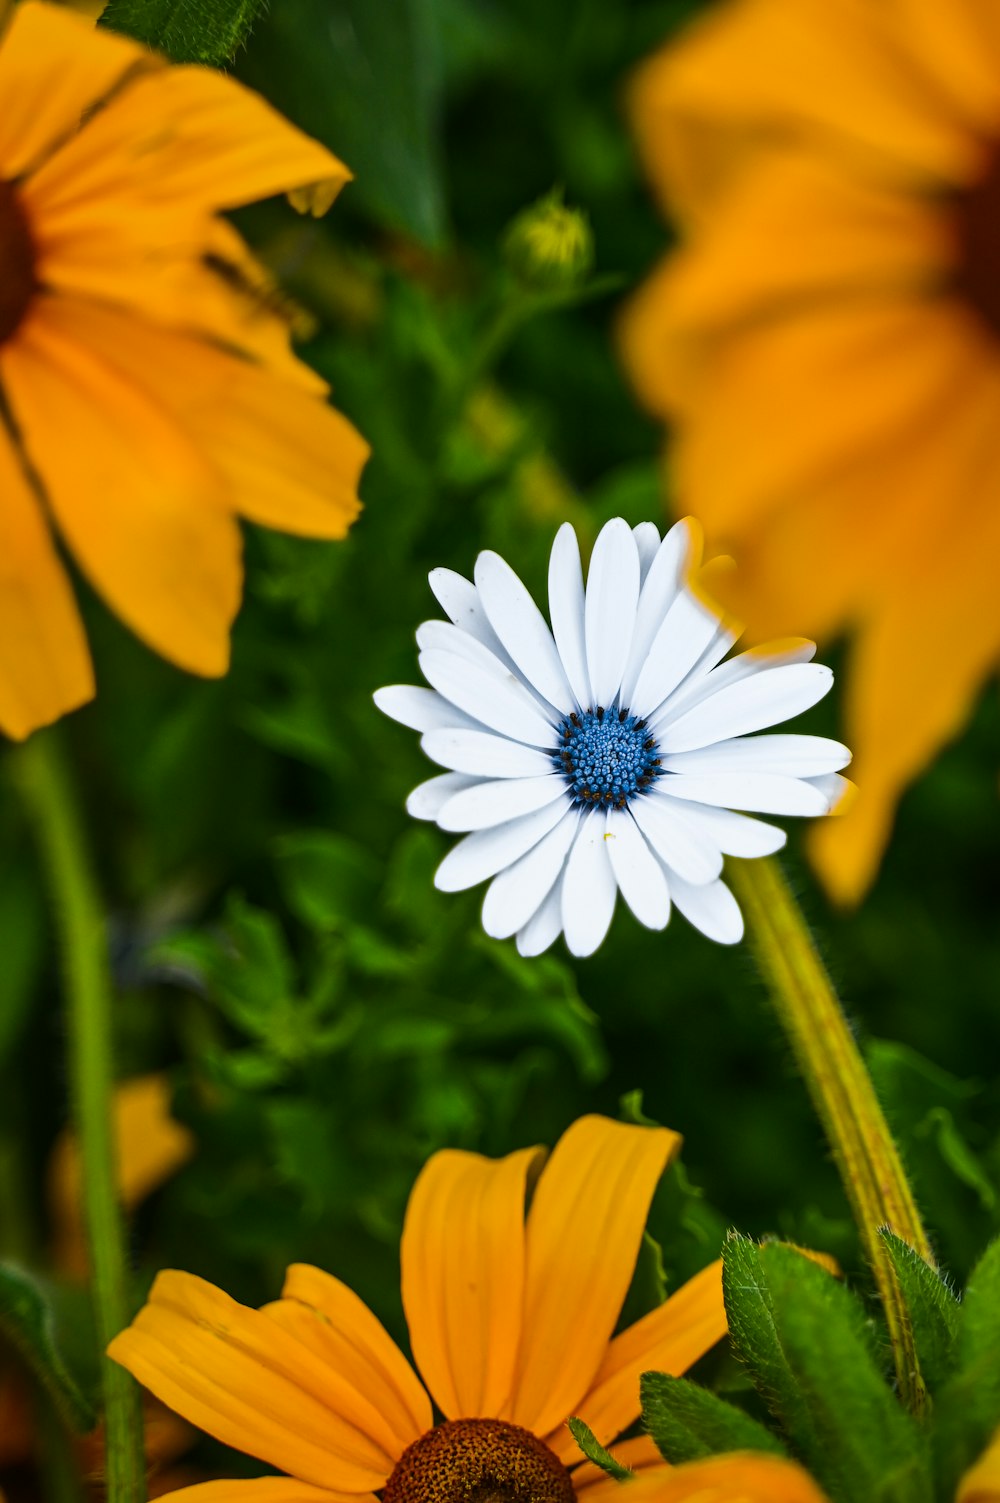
[
  {"xmin": 109, "ymin": 1115, "xmax": 727, "ymax": 1502},
  {"xmin": 0, "ymin": 2, "xmax": 368, "ymax": 743},
  {"xmin": 621, "ymin": 0, "xmax": 1000, "ymax": 902}
]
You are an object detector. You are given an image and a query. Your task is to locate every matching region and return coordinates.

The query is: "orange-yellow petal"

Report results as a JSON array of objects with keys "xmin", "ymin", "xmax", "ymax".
[
  {"xmin": 0, "ymin": 1, "xmax": 151, "ymax": 180},
  {"xmin": 625, "ymin": 1451, "xmax": 831, "ymax": 1503},
  {"xmin": 401, "ymin": 1144, "xmax": 544, "ymax": 1419},
  {"xmin": 49, "ymin": 1074, "xmax": 194, "ymax": 1279},
  {"xmin": 0, "ymin": 427, "xmax": 93, "ymax": 740},
  {"xmin": 548, "ymin": 1260, "xmax": 726, "ymax": 1462},
  {"xmin": 41, "ymin": 298, "xmax": 366, "ymax": 541},
  {"xmin": 958, "ymin": 1424, "xmax": 1000, "ymax": 1502},
  {"xmin": 108, "ymin": 1271, "xmax": 400, "ymax": 1489},
  {"xmin": 3, "ymin": 298, "xmax": 241, "ymax": 677},
  {"xmin": 506, "ymin": 1116, "xmax": 682, "ymax": 1439},
  {"xmin": 892, "ymin": 0, "xmax": 1000, "ymax": 136},
  {"xmin": 571, "ymin": 1434, "xmax": 666, "ymax": 1498},
  {"xmin": 265, "ymin": 1263, "xmax": 431, "ymax": 1458},
  {"xmin": 140, "ymin": 1480, "xmax": 375, "ymax": 1503}
]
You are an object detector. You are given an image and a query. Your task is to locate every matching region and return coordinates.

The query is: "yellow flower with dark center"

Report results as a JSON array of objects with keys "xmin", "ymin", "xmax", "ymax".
[
  {"xmin": 0, "ymin": 2, "xmax": 368, "ymax": 742},
  {"xmin": 620, "ymin": 0, "xmax": 1000, "ymax": 902},
  {"xmin": 109, "ymin": 1116, "xmax": 727, "ymax": 1503}
]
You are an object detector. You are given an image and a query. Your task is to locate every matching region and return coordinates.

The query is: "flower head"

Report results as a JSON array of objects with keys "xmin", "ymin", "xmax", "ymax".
[
  {"xmin": 375, "ymin": 518, "xmax": 849, "ymax": 956},
  {"xmin": 621, "ymin": 0, "xmax": 1000, "ymax": 902},
  {"xmin": 0, "ymin": 2, "xmax": 368, "ymax": 741},
  {"xmin": 110, "ymin": 1115, "xmax": 726, "ymax": 1499}
]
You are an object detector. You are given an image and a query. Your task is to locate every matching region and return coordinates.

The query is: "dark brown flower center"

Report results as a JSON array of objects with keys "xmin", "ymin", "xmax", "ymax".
[
  {"xmin": 382, "ymin": 1419, "xmax": 576, "ymax": 1503},
  {"xmin": 955, "ymin": 144, "xmax": 1000, "ymax": 339},
  {"xmin": 0, "ymin": 179, "xmax": 37, "ymax": 343}
]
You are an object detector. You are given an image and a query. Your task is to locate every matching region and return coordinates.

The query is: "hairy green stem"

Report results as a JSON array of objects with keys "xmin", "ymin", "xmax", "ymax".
[
  {"xmin": 13, "ymin": 729, "xmax": 146, "ymax": 1501},
  {"xmin": 730, "ymin": 855, "xmax": 933, "ymax": 1415}
]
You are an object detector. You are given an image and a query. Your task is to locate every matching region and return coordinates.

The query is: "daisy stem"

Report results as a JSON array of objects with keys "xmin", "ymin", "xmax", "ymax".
[
  {"xmin": 13, "ymin": 729, "xmax": 147, "ymax": 1501},
  {"xmin": 729, "ymin": 854, "xmax": 932, "ymax": 1416}
]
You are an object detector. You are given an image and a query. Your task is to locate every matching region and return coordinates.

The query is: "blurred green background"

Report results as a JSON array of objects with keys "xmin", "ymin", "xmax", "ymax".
[{"xmin": 2, "ymin": 0, "xmax": 999, "ymax": 1482}]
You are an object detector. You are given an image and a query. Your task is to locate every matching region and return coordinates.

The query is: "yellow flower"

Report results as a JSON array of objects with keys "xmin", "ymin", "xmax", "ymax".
[
  {"xmin": 109, "ymin": 1115, "xmax": 727, "ymax": 1502},
  {"xmin": 622, "ymin": 1427, "xmax": 1000, "ymax": 1503},
  {"xmin": 621, "ymin": 0, "xmax": 1000, "ymax": 902},
  {"xmin": 0, "ymin": 2, "xmax": 368, "ymax": 742}
]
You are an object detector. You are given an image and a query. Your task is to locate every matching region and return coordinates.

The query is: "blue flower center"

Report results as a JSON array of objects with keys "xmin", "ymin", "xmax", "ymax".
[{"xmin": 553, "ymin": 707, "xmax": 662, "ymax": 808}]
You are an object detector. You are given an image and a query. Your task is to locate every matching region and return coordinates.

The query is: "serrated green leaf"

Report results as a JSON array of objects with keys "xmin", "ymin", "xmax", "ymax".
[
  {"xmin": 237, "ymin": 0, "xmax": 447, "ymax": 244},
  {"xmin": 0, "ymin": 1265, "xmax": 96, "ymax": 1434},
  {"xmin": 723, "ymin": 1237, "xmax": 931, "ymax": 1503},
  {"xmin": 640, "ymin": 1371, "xmax": 787, "ymax": 1464},
  {"xmin": 100, "ymin": 0, "xmax": 266, "ymax": 63},
  {"xmin": 617, "ymin": 1229, "xmax": 668, "ymax": 1334},
  {"xmin": 566, "ymin": 1417, "xmax": 631, "ymax": 1481},
  {"xmin": 933, "ymin": 1237, "xmax": 1000, "ymax": 1494},
  {"xmin": 879, "ymin": 1231, "xmax": 960, "ymax": 1392}
]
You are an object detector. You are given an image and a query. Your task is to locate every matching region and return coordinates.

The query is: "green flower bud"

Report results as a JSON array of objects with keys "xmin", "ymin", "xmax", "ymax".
[{"xmin": 502, "ymin": 189, "xmax": 594, "ymax": 291}]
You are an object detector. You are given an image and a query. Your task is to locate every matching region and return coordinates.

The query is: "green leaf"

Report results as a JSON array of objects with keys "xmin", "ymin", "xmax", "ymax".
[
  {"xmin": 566, "ymin": 1417, "xmax": 631, "ymax": 1481},
  {"xmin": 933, "ymin": 1236, "xmax": 1000, "ymax": 1494},
  {"xmin": 0, "ymin": 1265, "xmax": 97, "ymax": 1434},
  {"xmin": 237, "ymin": 0, "xmax": 447, "ymax": 245},
  {"xmin": 275, "ymin": 831, "xmax": 380, "ymax": 932},
  {"xmin": 722, "ymin": 1237, "xmax": 931, "ymax": 1503},
  {"xmin": 878, "ymin": 1231, "xmax": 960, "ymax": 1392},
  {"xmin": 617, "ymin": 1230, "xmax": 667, "ymax": 1334},
  {"xmin": 640, "ymin": 1371, "xmax": 787, "ymax": 1464},
  {"xmin": 100, "ymin": 0, "xmax": 266, "ymax": 64}
]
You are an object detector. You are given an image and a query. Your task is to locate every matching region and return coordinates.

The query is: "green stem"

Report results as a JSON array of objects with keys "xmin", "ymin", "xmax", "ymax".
[
  {"xmin": 12, "ymin": 729, "xmax": 146, "ymax": 1501},
  {"xmin": 729, "ymin": 855, "xmax": 933, "ymax": 1416}
]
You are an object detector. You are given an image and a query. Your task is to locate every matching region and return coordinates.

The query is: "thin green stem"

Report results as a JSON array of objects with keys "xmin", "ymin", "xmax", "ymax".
[
  {"xmin": 12, "ymin": 729, "xmax": 146, "ymax": 1501},
  {"xmin": 730, "ymin": 855, "xmax": 933, "ymax": 1416}
]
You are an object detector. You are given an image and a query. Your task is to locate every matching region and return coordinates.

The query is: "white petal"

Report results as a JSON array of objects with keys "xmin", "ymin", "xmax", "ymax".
[
  {"xmin": 669, "ymin": 874, "xmax": 744, "ymax": 945},
  {"xmin": 604, "ymin": 808, "xmax": 671, "ymax": 930},
  {"xmin": 421, "ymin": 728, "xmax": 555, "ymax": 778},
  {"xmin": 548, "ymin": 523, "xmax": 591, "ymax": 709},
  {"xmin": 660, "ymin": 733, "xmax": 852, "ymax": 778},
  {"xmin": 482, "ymin": 810, "xmax": 579, "ymax": 938},
  {"xmin": 658, "ymin": 664, "xmax": 834, "ymax": 753},
  {"xmin": 620, "ymin": 520, "xmax": 695, "ymax": 705},
  {"xmin": 427, "ymin": 568, "xmax": 509, "ymax": 662},
  {"xmin": 374, "ymin": 684, "xmax": 475, "ymax": 734},
  {"xmin": 406, "ymin": 773, "xmax": 481, "ymax": 821},
  {"xmin": 585, "ymin": 517, "xmax": 640, "ymax": 709},
  {"xmin": 630, "ymin": 589, "xmax": 723, "ymax": 722},
  {"xmin": 438, "ymin": 775, "xmax": 566, "ymax": 832},
  {"xmin": 473, "ymin": 550, "xmax": 575, "ymax": 713},
  {"xmin": 419, "ymin": 649, "xmax": 557, "ymax": 748},
  {"xmin": 805, "ymin": 772, "xmax": 853, "ymax": 811},
  {"xmin": 561, "ymin": 811, "xmax": 618, "ymax": 957},
  {"xmin": 659, "ymin": 771, "xmax": 831, "ymax": 816},
  {"xmin": 516, "ymin": 878, "xmax": 565, "ymax": 957},
  {"xmin": 657, "ymin": 799, "xmax": 787, "ymax": 857},
  {"xmin": 652, "ymin": 638, "xmax": 816, "ymax": 731},
  {"xmin": 434, "ymin": 800, "xmax": 569, "ymax": 892},
  {"xmin": 631, "ymin": 793, "xmax": 724, "ymax": 885},
  {"xmin": 633, "ymin": 522, "xmax": 660, "ymax": 583}
]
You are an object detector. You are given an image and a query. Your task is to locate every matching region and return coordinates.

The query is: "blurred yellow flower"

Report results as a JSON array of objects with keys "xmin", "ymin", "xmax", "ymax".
[
  {"xmin": 621, "ymin": 0, "xmax": 1000, "ymax": 902},
  {"xmin": 0, "ymin": 2, "xmax": 368, "ymax": 743},
  {"xmin": 110, "ymin": 1115, "xmax": 726, "ymax": 1502}
]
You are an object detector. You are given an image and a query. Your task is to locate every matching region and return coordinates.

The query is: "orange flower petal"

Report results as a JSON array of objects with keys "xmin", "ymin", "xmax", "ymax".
[
  {"xmin": 401, "ymin": 1144, "xmax": 545, "ymax": 1418},
  {"xmin": 266, "ymin": 1263, "xmax": 431, "ymax": 1458},
  {"xmin": 624, "ymin": 1451, "xmax": 832, "ymax": 1503},
  {"xmin": 41, "ymin": 298, "xmax": 366, "ymax": 540},
  {"xmin": 0, "ymin": 1, "xmax": 150, "ymax": 180},
  {"xmin": 571, "ymin": 1434, "xmax": 666, "ymax": 1497},
  {"xmin": 958, "ymin": 1423, "xmax": 1000, "ymax": 1503},
  {"xmin": 108, "ymin": 1271, "xmax": 399, "ymax": 1489},
  {"xmin": 893, "ymin": 0, "xmax": 1000, "ymax": 134},
  {"xmin": 31, "ymin": 60, "xmax": 349, "ymax": 221},
  {"xmin": 141, "ymin": 1480, "xmax": 375, "ymax": 1503},
  {"xmin": 548, "ymin": 1260, "xmax": 726, "ymax": 1462},
  {"xmin": 0, "ymin": 427, "xmax": 93, "ymax": 740},
  {"xmin": 3, "ymin": 299, "xmax": 241, "ymax": 678},
  {"xmin": 507, "ymin": 1116, "xmax": 682, "ymax": 1438}
]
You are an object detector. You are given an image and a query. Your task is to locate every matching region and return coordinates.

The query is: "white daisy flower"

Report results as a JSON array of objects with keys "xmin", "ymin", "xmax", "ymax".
[{"xmin": 374, "ymin": 517, "xmax": 851, "ymax": 958}]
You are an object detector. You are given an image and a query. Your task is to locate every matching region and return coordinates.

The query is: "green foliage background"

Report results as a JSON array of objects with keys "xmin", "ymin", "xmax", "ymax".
[{"xmin": 2, "ymin": 0, "xmax": 999, "ymax": 1484}]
